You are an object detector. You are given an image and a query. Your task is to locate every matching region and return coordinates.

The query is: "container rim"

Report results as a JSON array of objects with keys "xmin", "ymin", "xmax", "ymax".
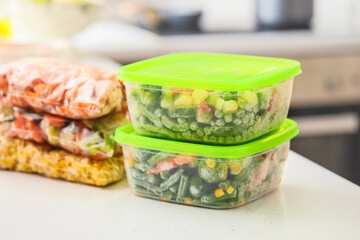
[
  {"xmin": 117, "ymin": 52, "xmax": 302, "ymax": 91},
  {"xmin": 114, "ymin": 119, "xmax": 299, "ymax": 158}
]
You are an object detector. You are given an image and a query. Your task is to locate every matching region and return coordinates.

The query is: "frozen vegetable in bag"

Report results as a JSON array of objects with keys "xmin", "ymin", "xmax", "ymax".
[
  {"xmin": 0, "ymin": 58, "xmax": 126, "ymax": 119},
  {"xmin": 0, "ymin": 137, "xmax": 125, "ymax": 186},
  {"xmin": 0, "ymin": 107, "xmax": 129, "ymax": 159}
]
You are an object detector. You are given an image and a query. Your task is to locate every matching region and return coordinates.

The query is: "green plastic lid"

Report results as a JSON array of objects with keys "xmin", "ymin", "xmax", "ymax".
[
  {"xmin": 114, "ymin": 119, "xmax": 298, "ymax": 159},
  {"xmin": 117, "ymin": 52, "xmax": 301, "ymax": 91}
]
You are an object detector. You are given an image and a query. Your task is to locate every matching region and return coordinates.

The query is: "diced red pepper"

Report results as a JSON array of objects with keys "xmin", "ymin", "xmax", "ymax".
[{"xmin": 197, "ymin": 102, "xmax": 211, "ymax": 113}]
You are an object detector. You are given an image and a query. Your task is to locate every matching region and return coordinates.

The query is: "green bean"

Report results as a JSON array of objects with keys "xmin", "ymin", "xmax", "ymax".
[
  {"xmin": 200, "ymin": 188, "xmax": 237, "ymax": 203},
  {"xmin": 136, "ymin": 104, "xmax": 162, "ymax": 127},
  {"xmin": 138, "ymin": 124, "xmax": 176, "ymax": 138},
  {"xmin": 159, "ymin": 169, "xmax": 184, "ymax": 191},
  {"xmin": 169, "ymin": 185, "xmax": 179, "ymax": 194},
  {"xmin": 128, "ymin": 168, "xmax": 147, "ymax": 181},
  {"xmin": 147, "ymin": 174, "xmax": 160, "ymax": 185},
  {"xmin": 189, "ymin": 176, "xmax": 208, "ymax": 198},
  {"xmin": 133, "ymin": 162, "xmax": 151, "ymax": 172},
  {"xmin": 161, "ymin": 115, "xmax": 189, "ymax": 132},
  {"xmin": 198, "ymin": 161, "xmax": 228, "ymax": 183},
  {"xmin": 176, "ymin": 175, "xmax": 189, "ymax": 202},
  {"xmin": 160, "ymin": 171, "xmax": 170, "ymax": 180},
  {"xmin": 147, "ymin": 152, "xmax": 171, "ymax": 166}
]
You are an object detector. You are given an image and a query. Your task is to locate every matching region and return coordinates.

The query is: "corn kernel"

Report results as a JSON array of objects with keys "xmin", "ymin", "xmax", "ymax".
[
  {"xmin": 0, "ymin": 137, "xmax": 125, "ymax": 186},
  {"xmin": 215, "ymin": 188, "xmax": 225, "ymax": 198},
  {"xmin": 127, "ymin": 158, "xmax": 136, "ymax": 167},
  {"xmin": 226, "ymin": 186, "xmax": 234, "ymax": 194},
  {"xmin": 184, "ymin": 197, "xmax": 193, "ymax": 204},
  {"xmin": 206, "ymin": 159, "xmax": 216, "ymax": 168},
  {"xmin": 161, "ymin": 195, "xmax": 169, "ymax": 201}
]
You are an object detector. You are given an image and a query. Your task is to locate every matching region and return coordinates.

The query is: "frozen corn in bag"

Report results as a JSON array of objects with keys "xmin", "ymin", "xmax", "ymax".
[
  {"xmin": 0, "ymin": 137, "xmax": 125, "ymax": 186},
  {"xmin": 0, "ymin": 107, "xmax": 129, "ymax": 159},
  {"xmin": 0, "ymin": 57, "xmax": 126, "ymax": 119}
]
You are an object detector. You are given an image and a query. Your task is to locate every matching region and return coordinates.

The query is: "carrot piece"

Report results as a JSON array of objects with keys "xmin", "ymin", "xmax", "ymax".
[
  {"xmin": 149, "ymin": 168, "xmax": 160, "ymax": 174},
  {"xmin": 169, "ymin": 87, "xmax": 194, "ymax": 93},
  {"xmin": 91, "ymin": 152, "xmax": 109, "ymax": 160},
  {"xmin": 43, "ymin": 114, "xmax": 66, "ymax": 127},
  {"xmin": 14, "ymin": 116, "xmax": 25, "ymax": 129},
  {"xmin": 124, "ymin": 147, "xmax": 134, "ymax": 159},
  {"xmin": 59, "ymin": 106, "xmax": 70, "ymax": 114},
  {"xmin": 76, "ymin": 102, "xmax": 98, "ymax": 111},
  {"xmin": 173, "ymin": 154, "xmax": 195, "ymax": 165},
  {"xmin": 34, "ymin": 84, "xmax": 48, "ymax": 96},
  {"xmin": 155, "ymin": 158, "xmax": 178, "ymax": 172},
  {"xmin": 24, "ymin": 91, "xmax": 37, "ymax": 99}
]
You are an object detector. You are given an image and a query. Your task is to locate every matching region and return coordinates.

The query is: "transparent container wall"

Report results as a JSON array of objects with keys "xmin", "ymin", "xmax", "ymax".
[
  {"xmin": 0, "ymin": 106, "xmax": 129, "ymax": 160},
  {"xmin": 0, "ymin": 137, "xmax": 125, "ymax": 186},
  {"xmin": 123, "ymin": 141, "xmax": 290, "ymax": 209},
  {"xmin": 125, "ymin": 78, "xmax": 293, "ymax": 144}
]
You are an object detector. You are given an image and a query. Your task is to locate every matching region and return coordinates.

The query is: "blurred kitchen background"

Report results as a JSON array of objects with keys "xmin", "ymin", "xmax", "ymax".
[{"xmin": 0, "ymin": 0, "xmax": 359, "ymax": 184}]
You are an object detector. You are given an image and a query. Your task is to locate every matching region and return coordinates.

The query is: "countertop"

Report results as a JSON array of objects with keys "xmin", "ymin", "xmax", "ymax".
[
  {"xmin": 73, "ymin": 20, "xmax": 360, "ymax": 63},
  {"xmin": 1, "ymin": 151, "xmax": 359, "ymax": 240}
]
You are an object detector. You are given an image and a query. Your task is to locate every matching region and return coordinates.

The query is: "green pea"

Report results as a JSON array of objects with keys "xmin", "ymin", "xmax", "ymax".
[
  {"xmin": 233, "ymin": 118, "xmax": 242, "ymax": 125},
  {"xmin": 219, "ymin": 181, "xmax": 229, "ymax": 190},
  {"xmin": 235, "ymin": 109, "xmax": 246, "ymax": 118},
  {"xmin": 216, "ymin": 119, "xmax": 225, "ymax": 127},
  {"xmin": 224, "ymin": 113, "xmax": 233, "ymax": 123},
  {"xmin": 196, "ymin": 128, "xmax": 205, "ymax": 137},
  {"xmin": 177, "ymin": 117, "xmax": 187, "ymax": 124},
  {"xmin": 190, "ymin": 121, "xmax": 199, "ymax": 131},
  {"xmin": 204, "ymin": 126, "xmax": 212, "ymax": 135},
  {"xmin": 214, "ymin": 109, "xmax": 224, "ymax": 118}
]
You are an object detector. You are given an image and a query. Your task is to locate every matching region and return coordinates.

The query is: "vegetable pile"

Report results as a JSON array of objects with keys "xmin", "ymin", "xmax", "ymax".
[
  {"xmin": 123, "ymin": 142, "xmax": 289, "ymax": 208},
  {"xmin": 127, "ymin": 80, "xmax": 292, "ymax": 144}
]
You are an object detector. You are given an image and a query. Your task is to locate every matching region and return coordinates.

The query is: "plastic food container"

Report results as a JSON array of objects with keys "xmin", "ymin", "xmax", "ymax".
[
  {"xmin": 114, "ymin": 119, "xmax": 298, "ymax": 208},
  {"xmin": 0, "ymin": 137, "xmax": 125, "ymax": 186},
  {"xmin": 0, "ymin": 106, "xmax": 129, "ymax": 159},
  {"xmin": 118, "ymin": 53, "xmax": 301, "ymax": 144}
]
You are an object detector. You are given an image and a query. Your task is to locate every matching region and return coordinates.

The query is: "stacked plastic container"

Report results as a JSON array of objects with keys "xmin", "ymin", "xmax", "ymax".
[
  {"xmin": 115, "ymin": 53, "xmax": 301, "ymax": 208},
  {"xmin": 0, "ymin": 58, "xmax": 129, "ymax": 186}
]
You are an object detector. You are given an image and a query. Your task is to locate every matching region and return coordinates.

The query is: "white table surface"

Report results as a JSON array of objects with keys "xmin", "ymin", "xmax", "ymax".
[{"xmin": 0, "ymin": 151, "xmax": 359, "ymax": 240}]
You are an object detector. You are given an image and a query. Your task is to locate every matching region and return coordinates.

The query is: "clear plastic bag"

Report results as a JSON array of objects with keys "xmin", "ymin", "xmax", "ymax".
[
  {"xmin": 0, "ymin": 106, "xmax": 129, "ymax": 159},
  {"xmin": 0, "ymin": 57, "xmax": 126, "ymax": 119},
  {"xmin": 0, "ymin": 137, "xmax": 125, "ymax": 186}
]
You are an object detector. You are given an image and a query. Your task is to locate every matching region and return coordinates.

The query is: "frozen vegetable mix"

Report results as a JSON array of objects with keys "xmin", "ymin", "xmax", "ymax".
[
  {"xmin": 0, "ymin": 58, "xmax": 129, "ymax": 186},
  {"xmin": 0, "ymin": 57, "xmax": 126, "ymax": 119},
  {"xmin": 118, "ymin": 53, "xmax": 301, "ymax": 144},
  {"xmin": 114, "ymin": 119, "xmax": 299, "ymax": 208},
  {"xmin": 0, "ymin": 137, "xmax": 125, "ymax": 186},
  {"xmin": 0, "ymin": 107, "xmax": 129, "ymax": 159}
]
